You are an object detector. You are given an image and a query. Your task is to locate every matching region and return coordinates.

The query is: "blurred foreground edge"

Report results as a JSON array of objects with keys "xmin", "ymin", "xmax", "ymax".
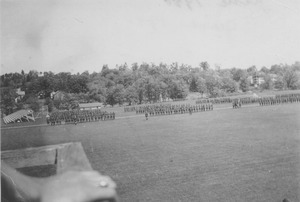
[{"xmin": 1, "ymin": 142, "xmax": 118, "ymax": 202}]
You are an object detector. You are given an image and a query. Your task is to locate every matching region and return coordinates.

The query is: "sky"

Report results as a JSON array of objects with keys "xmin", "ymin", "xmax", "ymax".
[{"xmin": 1, "ymin": 0, "xmax": 300, "ymax": 74}]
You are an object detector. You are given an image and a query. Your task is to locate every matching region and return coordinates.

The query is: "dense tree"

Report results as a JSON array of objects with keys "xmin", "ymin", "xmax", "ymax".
[
  {"xmin": 246, "ymin": 66, "xmax": 257, "ymax": 75},
  {"xmin": 196, "ymin": 77, "xmax": 207, "ymax": 95},
  {"xmin": 118, "ymin": 63, "xmax": 128, "ymax": 72},
  {"xmin": 106, "ymin": 84, "xmax": 125, "ymax": 106},
  {"xmin": 270, "ymin": 64, "xmax": 284, "ymax": 75},
  {"xmin": 200, "ymin": 61, "xmax": 210, "ymax": 71},
  {"xmin": 56, "ymin": 72, "xmax": 72, "ymax": 92},
  {"xmin": 144, "ymin": 77, "xmax": 157, "ymax": 102},
  {"xmin": 189, "ymin": 77, "xmax": 198, "ymax": 92},
  {"xmin": 283, "ymin": 67, "xmax": 299, "ymax": 89},
  {"xmin": 292, "ymin": 61, "xmax": 300, "ymax": 71},
  {"xmin": 274, "ymin": 76, "xmax": 285, "ymax": 90},
  {"xmin": 231, "ymin": 68, "xmax": 247, "ymax": 82},
  {"xmin": 0, "ymin": 88, "xmax": 17, "ymax": 115},
  {"xmin": 239, "ymin": 76, "xmax": 250, "ymax": 92},
  {"xmin": 159, "ymin": 81, "xmax": 169, "ymax": 101},
  {"xmin": 1, "ymin": 61, "xmax": 300, "ymax": 114},
  {"xmin": 169, "ymin": 62, "xmax": 179, "ymax": 73},
  {"xmin": 260, "ymin": 74, "xmax": 274, "ymax": 90},
  {"xmin": 124, "ymin": 86, "xmax": 139, "ymax": 105},
  {"xmin": 24, "ymin": 95, "xmax": 40, "ymax": 112},
  {"xmin": 204, "ymin": 71, "xmax": 223, "ymax": 97},
  {"xmin": 87, "ymin": 79, "xmax": 107, "ymax": 103},
  {"xmin": 101, "ymin": 64, "xmax": 109, "ymax": 76},
  {"xmin": 26, "ymin": 70, "xmax": 38, "ymax": 82},
  {"xmin": 221, "ymin": 77, "xmax": 239, "ymax": 93},
  {"xmin": 260, "ymin": 66, "xmax": 270, "ymax": 74},
  {"xmin": 131, "ymin": 63, "xmax": 139, "ymax": 72},
  {"xmin": 68, "ymin": 75, "xmax": 88, "ymax": 93},
  {"xmin": 37, "ymin": 75, "xmax": 53, "ymax": 97},
  {"xmin": 169, "ymin": 81, "xmax": 188, "ymax": 99}
]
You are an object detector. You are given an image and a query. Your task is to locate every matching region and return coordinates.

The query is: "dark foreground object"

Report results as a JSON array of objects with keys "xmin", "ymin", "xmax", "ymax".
[{"xmin": 1, "ymin": 142, "xmax": 118, "ymax": 202}]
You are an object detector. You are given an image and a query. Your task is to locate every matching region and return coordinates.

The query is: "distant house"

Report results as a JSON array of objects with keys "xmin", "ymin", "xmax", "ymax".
[
  {"xmin": 15, "ymin": 88, "xmax": 25, "ymax": 103},
  {"xmin": 50, "ymin": 91, "xmax": 56, "ymax": 99},
  {"xmin": 256, "ymin": 77, "xmax": 265, "ymax": 86},
  {"xmin": 38, "ymin": 72, "xmax": 44, "ymax": 77},
  {"xmin": 248, "ymin": 75, "xmax": 265, "ymax": 87},
  {"xmin": 52, "ymin": 91, "xmax": 66, "ymax": 101},
  {"xmin": 16, "ymin": 88, "xmax": 25, "ymax": 97},
  {"xmin": 79, "ymin": 102, "xmax": 103, "ymax": 110},
  {"xmin": 269, "ymin": 74, "xmax": 278, "ymax": 82}
]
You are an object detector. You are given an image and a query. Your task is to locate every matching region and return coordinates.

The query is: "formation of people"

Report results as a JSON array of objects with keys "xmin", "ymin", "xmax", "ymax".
[
  {"xmin": 196, "ymin": 96, "xmax": 260, "ymax": 105},
  {"xmin": 124, "ymin": 93, "xmax": 300, "ymax": 120},
  {"xmin": 275, "ymin": 93, "xmax": 300, "ymax": 100},
  {"xmin": 124, "ymin": 106, "xmax": 138, "ymax": 112},
  {"xmin": 47, "ymin": 109, "xmax": 115, "ymax": 125},
  {"xmin": 197, "ymin": 93, "xmax": 300, "ymax": 106},
  {"xmin": 123, "ymin": 99, "xmax": 188, "ymax": 113},
  {"xmin": 124, "ymin": 103, "xmax": 171, "ymax": 113},
  {"xmin": 229, "ymin": 93, "xmax": 300, "ymax": 107},
  {"xmin": 196, "ymin": 97, "xmax": 232, "ymax": 104},
  {"xmin": 258, "ymin": 94, "xmax": 300, "ymax": 106},
  {"xmin": 136, "ymin": 103, "xmax": 213, "ymax": 116},
  {"xmin": 235, "ymin": 97, "xmax": 260, "ymax": 105}
]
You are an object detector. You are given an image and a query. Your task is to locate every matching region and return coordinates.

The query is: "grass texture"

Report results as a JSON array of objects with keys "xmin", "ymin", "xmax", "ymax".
[{"xmin": 2, "ymin": 104, "xmax": 300, "ymax": 201}]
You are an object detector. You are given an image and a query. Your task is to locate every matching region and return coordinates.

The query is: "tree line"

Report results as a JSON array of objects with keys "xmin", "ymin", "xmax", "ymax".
[{"xmin": 1, "ymin": 61, "xmax": 300, "ymax": 115}]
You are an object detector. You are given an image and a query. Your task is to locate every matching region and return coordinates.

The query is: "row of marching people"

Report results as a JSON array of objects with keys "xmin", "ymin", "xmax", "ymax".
[
  {"xmin": 46, "ymin": 109, "xmax": 115, "ymax": 125},
  {"xmin": 134, "ymin": 103, "xmax": 180, "ymax": 114},
  {"xmin": 196, "ymin": 97, "xmax": 260, "ymax": 105},
  {"xmin": 275, "ymin": 93, "xmax": 300, "ymax": 98},
  {"xmin": 124, "ymin": 103, "xmax": 172, "ymax": 113},
  {"xmin": 144, "ymin": 103, "xmax": 213, "ymax": 117},
  {"xmin": 196, "ymin": 97, "xmax": 232, "ymax": 104},
  {"xmin": 196, "ymin": 93, "xmax": 300, "ymax": 105},
  {"xmin": 135, "ymin": 103, "xmax": 207, "ymax": 114},
  {"xmin": 258, "ymin": 96, "xmax": 300, "ymax": 106},
  {"xmin": 124, "ymin": 106, "xmax": 137, "ymax": 112}
]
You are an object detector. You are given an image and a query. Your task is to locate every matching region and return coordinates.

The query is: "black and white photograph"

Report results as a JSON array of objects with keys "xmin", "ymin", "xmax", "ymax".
[{"xmin": 1, "ymin": 0, "xmax": 300, "ymax": 201}]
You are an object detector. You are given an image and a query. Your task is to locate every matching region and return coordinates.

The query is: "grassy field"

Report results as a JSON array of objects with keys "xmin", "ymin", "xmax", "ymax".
[{"xmin": 1, "ymin": 103, "xmax": 300, "ymax": 202}]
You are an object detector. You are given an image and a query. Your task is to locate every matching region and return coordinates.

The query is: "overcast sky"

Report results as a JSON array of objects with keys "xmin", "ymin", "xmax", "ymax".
[{"xmin": 1, "ymin": 0, "xmax": 300, "ymax": 74}]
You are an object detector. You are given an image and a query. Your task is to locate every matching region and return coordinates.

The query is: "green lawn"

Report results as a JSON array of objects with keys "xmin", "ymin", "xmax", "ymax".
[{"xmin": 1, "ymin": 103, "xmax": 300, "ymax": 202}]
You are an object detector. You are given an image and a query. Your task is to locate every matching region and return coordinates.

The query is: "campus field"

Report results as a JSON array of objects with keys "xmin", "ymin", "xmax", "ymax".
[{"xmin": 1, "ymin": 103, "xmax": 300, "ymax": 201}]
